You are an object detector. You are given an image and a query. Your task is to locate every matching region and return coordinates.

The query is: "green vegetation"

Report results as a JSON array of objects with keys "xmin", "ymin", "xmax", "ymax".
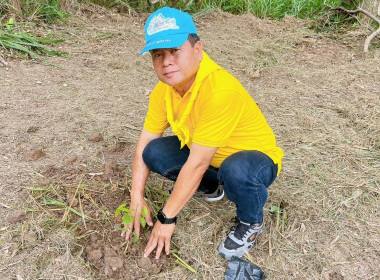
[
  {"xmin": 270, "ymin": 203, "xmax": 287, "ymax": 233},
  {"xmin": 171, "ymin": 250, "xmax": 197, "ymax": 273},
  {"xmin": 115, "ymin": 204, "xmax": 149, "ymax": 244},
  {"xmin": 0, "ymin": 0, "xmax": 370, "ymax": 62},
  {"xmin": 166, "ymin": 0, "xmax": 344, "ymax": 19},
  {"xmin": 0, "ymin": 0, "xmax": 366, "ymax": 23},
  {"xmin": 0, "ymin": 0, "xmax": 69, "ymax": 23},
  {"xmin": 0, "ymin": 17, "xmax": 69, "ymax": 59},
  {"xmin": 87, "ymin": 0, "xmax": 366, "ymax": 21}
]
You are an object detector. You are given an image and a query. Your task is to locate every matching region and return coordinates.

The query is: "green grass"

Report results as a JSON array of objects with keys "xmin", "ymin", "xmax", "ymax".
[
  {"xmin": 0, "ymin": 18, "xmax": 69, "ymax": 59},
  {"xmin": 0, "ymin": 0, "xmax": 366, "ymax": 23},
  {"xmin": 88, "ymin": 0, "xmax": 362, "ymax": 20},
  {"xmin": 84, "ymin": 0, "xmax": 368, "ymax": 33},
  {"xmin": 0, "ymin": 0, "xmax": 69, "ymax": 23},
  {"xmin": 0, "ymin": 0, "xmax": 368, "ymax": 62}
]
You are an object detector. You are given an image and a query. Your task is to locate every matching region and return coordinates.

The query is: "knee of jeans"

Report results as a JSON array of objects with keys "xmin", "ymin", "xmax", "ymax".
[{"xmin": 218, "ymin": 155, "xmax": 247, "ymax": 188}]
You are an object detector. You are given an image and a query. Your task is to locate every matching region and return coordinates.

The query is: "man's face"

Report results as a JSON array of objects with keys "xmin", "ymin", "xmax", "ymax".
[{"xmin": 150, "ymin": 40, "xmax": 203, "ymax": 96}]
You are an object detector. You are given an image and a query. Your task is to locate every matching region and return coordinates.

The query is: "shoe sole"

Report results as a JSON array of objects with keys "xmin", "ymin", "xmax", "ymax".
[
  {"xmin": 203, "ymin": 189, "xmax": 224, "ymax": 202},
  {"xmin": 218, "ymin": 242, "xmax": 254, "ymax": 260}
]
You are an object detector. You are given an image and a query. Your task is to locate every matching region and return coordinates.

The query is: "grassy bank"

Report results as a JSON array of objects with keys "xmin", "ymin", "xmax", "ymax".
[
  {"xmin": 0, "ymin": 0, "xmax": 365, "ymax": 23},
  {"xmin": 0, "ymin": 0, "xmax": 373, "ymax": 61}
]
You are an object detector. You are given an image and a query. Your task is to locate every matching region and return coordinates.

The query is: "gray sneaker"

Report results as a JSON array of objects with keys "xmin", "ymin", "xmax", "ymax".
[
  {"xmin": 218, "ymin": 217, "xmax": 264, "ymax": 260},
  {"xmin": 200, "ymin": 185, "xmax": 224, "ymax": 202},
  {"xmin": 168, "ymin": 185, "xmax": 224, "ymax": 202}
]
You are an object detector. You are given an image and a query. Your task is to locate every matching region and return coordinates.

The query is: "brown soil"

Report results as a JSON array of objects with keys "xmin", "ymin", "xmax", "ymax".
[{"xmin": 0, "ymin": 8, "xmax": 379, "ymax": 280}]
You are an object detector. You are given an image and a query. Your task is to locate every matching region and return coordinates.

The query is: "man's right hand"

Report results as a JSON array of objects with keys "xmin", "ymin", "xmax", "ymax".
[{"xmin": 121, "ymin": 194, "xmax": 153, "ymax": 241}]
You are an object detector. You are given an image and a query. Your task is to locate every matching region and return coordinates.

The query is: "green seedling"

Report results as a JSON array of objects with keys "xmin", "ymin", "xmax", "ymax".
[
  {"xmin": 270, "ymin": 205, "xmax": 281, "ymax": 228},
  {"xmin": 270, "ymin": 203, "xmax": 287, "ymax": 233},
  {"xmin": 115, "ymin": 204, "xmax": 148, "ymax": 244},
  {"xmin": 6, "ymin": 17, "xmax": 15, "ymax": 30}
]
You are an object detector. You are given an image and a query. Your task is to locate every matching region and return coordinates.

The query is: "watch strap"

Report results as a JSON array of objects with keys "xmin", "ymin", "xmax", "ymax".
[{"xmin": 157, "ymin": 209, "xmax": 177, "ymax": 224}]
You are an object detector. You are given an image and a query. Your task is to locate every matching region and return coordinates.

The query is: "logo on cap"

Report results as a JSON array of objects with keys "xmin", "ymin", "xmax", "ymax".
[{"xmin": 147, "ymin": 13, "xmax": 179, "ymax": 36}]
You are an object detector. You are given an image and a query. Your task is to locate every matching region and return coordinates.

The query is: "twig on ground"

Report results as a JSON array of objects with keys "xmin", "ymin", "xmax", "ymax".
[
  {"xmin": 0, "ymin": 260, "xmax": 22, "ymax": 272},
  {"xmin": 124, "ymin": 124, "xmax": 140, "ymax": 131},
  {"xmin": 29, "ymin": 169, "xmax": 46, "ymax": 178},
  {"xmin": 61, "ymin": 182, "xmax": 81, "ymax": 224},
  {"xmin": 29, "ymin": 194, "xmax": 53, "ymax": 216},
  {"xmin": 63, "ymin": 184, "xmax": 105, "ymax": 194},
  {"xmin": 78, "ymin": 192, "xmax": 87, "ymax": 230},
  {"xmin": 123, "ymin": 240, "xmax": 130, "ymax": 255},
  {"xmin": 88, "ymin": 172, "xmax": 103, "ymax": 176},
  {"xmin": 89, "ymin": 197, "xmax": 113, "ymax": 225},
  {"xmin": 334, "ymin": 6, "xmax": 380, "ymax": 52},
  {"xmin": 269, "ymin": 237, "xmax": 273, "ymax": 256},
  {"xmin": 0, "ymin": 202, "xmax": 12, "ymax": 209},
  {"xmin": 244, "ymin": 252, "xmax": 256, "ymax": 263},
  {"xmin": 39, "ymin": 274, "xmax": 85, "ymax": 279},
  {"xmin": 189, "ymin": 212, "xmax": 210, "ymax": 223},
  {"xmin": 191, "ymin": 256, "xmax": 210, "ymax": 269},
  {"xmin": 20, "ymin": 224, "xmax": 24, "ymax": 247},
  {"xmin": 0, "ymin": 55, "xmax": 8, "ymax": 66}
]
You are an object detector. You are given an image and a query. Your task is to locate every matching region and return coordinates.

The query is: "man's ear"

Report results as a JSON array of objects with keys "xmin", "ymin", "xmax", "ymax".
[{"xmin": 194, "ymin": 41, "xmax": 203, "ymax": 59}]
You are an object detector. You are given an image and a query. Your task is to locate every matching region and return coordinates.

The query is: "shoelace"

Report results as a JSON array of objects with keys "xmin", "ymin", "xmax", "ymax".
[
  {"xmin": 234, "ymin": 223, "xmax": 251, "ymax": 240},
  {"xmin": 229, "ymin": 217, "xmax": 259, "ymax": 240}
]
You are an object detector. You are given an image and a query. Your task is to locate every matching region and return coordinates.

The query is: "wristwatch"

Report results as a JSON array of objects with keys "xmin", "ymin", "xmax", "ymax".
[{"xmin": 157, "ymin": 209, "xmax": 177, "ymax": 224}]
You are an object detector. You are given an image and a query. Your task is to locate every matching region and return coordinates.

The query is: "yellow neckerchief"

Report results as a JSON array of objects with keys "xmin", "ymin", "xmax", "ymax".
[{"xmin": 165, "ymin": 52, "xmax": 221, "ymax": 148}]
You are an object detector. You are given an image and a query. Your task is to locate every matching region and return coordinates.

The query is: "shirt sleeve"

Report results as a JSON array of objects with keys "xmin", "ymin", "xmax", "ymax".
[
  {"xmin": 192, "ymin": 90, "xmax": 246, "ymax": 147},
  {"xmin": 143, "ymin": 83, "xmax": 170, "ymax": 134}
]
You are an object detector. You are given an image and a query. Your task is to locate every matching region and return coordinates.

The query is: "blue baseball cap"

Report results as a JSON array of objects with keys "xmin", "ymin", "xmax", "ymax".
[{"xmin": 139, "ymin": 7, "xmax": 197, "ymax": 55}]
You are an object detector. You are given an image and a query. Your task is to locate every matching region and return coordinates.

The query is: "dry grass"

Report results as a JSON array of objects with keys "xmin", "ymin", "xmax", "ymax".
[{"xmin": 0, "ymin": 10, "xmax": 379, "ymax": 280}]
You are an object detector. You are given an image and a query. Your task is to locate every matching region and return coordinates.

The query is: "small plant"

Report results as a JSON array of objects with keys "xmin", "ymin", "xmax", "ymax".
[
  {"xmin": 115, "ymin": 204, "xmax": 148, "ymax": 244},
  {"xmin": 270, "ymin": 202, "xmax": 287, "ymax": 233}
]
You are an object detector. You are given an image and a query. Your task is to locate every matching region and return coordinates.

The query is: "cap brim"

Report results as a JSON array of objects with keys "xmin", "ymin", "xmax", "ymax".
[{"xmin": 139, "ymin": 33, "xmax": 189, "ymax": 55}]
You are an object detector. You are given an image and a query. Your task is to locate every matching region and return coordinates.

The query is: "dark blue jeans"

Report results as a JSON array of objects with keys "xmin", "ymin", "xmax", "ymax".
[{"xmin": 142, "ymin": 136, "xmax": 278, "ymax": 224}]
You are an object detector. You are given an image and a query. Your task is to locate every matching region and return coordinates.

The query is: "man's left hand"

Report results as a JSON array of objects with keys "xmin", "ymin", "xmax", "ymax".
[{"xmin": 144, "ymin": 221, "xmax": 176, "ymax": 259}]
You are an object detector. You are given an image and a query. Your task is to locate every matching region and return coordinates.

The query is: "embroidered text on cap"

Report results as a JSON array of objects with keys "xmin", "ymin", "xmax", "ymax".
[{"xmin": 147, "ymin": 13, "xmax": 180, "ymax": 36}]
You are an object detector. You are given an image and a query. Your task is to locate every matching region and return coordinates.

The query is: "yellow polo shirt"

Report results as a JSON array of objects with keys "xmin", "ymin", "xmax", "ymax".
[{"xmin": 144, "ymin": 52, "xmax": 283, "ymax": 173}]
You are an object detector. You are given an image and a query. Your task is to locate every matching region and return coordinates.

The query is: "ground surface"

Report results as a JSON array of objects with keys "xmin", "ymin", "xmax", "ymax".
[{"xmin": 0, "ymin": 8, "xmax": 379, "ymax": 280}]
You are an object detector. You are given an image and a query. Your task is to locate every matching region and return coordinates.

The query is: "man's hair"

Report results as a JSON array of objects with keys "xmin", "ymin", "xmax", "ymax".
[{"xmin": 188, "ymin": 33, "xmax": 200, "ymax": 47}]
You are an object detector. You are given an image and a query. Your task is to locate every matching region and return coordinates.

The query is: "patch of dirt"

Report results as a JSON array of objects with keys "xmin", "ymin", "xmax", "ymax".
[
  {"xmin": 6, "ymin": 211, "xmax": 26, "ymax": 224},
  {"xmin": 24, "ymin": 148, "xmax": 45, "ymax": 161},
  {"xmin": 78, "ymin": 219, "xmax": 168, "ymax": 279},
  {"xmin": 88, "ymin": 132, "xmax": 104, "ymax": 142},
  {"xmin": 0, "ymin": 7, "xmax": 379, "ymax": 280}
]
